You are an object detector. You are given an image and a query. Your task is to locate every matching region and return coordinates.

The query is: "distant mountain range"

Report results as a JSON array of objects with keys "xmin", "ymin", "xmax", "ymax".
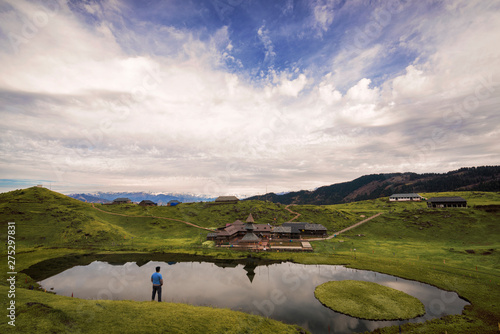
[
  {"xmin": 68, "ymin": 191, "xmax": 215, "ymax": 205},
  {"xmin": 245, "ymin": 166, "xmax": 500, "ymax": 205}
]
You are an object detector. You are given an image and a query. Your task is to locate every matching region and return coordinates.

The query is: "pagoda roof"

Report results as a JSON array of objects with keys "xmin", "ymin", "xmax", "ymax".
[{"xmin": 240, "ymin": 232, "xmax": 261, "ymax": 243}]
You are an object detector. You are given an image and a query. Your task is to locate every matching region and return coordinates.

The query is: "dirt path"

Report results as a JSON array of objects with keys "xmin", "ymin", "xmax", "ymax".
[
  {"xmin": 307, "ymin": 212, "xmax": 383, "ymax": 241},
  {"xmin": 91, "ymin": 204, "xmax": 215, "ymax": 232},
  {"xmin": 284, "ymin": 204, "xmax": 301, "ymax": 222}
]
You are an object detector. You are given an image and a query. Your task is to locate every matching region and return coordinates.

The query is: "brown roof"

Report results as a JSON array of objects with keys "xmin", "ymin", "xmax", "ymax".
[
  {"xmin": 253, "ymin": 224, "xmax": 271, "ymax": 232},
  {"xmin": 246, "ymin": 213, "xmax": 254, "ymax": 223},
  {"xmin": 217, "ymin": 225, "xmax": 241, "ymax": 236}
]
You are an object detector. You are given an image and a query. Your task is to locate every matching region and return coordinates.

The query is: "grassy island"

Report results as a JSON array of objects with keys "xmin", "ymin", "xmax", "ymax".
[{"xmin": 314, "ymin": 280, "xmax": 425, "ymax": 320}]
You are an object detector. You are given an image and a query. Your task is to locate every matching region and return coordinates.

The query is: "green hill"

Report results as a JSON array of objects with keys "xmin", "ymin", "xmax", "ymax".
[
  {"xmin": 1, "ymin": 187, "xmax": 500, "ymax": 333},
  {"xmin": 247, "ymin": 166, "xmax": 500, "ymax": 205},
  {"xmin": 0, "ymin": 187, "xmax": 359, "ymax": 252},
  {"xmin": 0, "ymin": 187, "xmax": 134, "ymax": 249}
]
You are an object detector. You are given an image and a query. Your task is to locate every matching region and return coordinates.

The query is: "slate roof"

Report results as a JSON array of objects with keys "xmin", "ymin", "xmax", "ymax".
[
  {"xmin": 240, "ymin": 232, "xmax": 261, "ymax": 243},
  {"xmin": 253, "ymin": 224, "xmax": 272, "ymax": 232},
  {"xmin": 273, "ymin": 226, "xmax": 292, "ymax": 233},
  {"xmin": 305, "ymin": 223, "xmax": 327, "ymax": 231},
  {"xmin": 282, "ymin": 222, "xmax": 327, "ymax": 233},
  {"xmin": 217, "ymin": 225, "xmax": 241, "ymax": 237},
  {"xmin": 244, "ymin": 222, "xmax": 255, "ymax": 231},
  {"xmin": 282, "ymin": 222, "xmax": 304, "ymax": 233},
  {"xmin": 246, "ymin": 213, "xmax": 255, "ymax": 223},
  {"xmin": 140, "ymin": 200, "xmax": 156, "ymax": 205},
  {"xmin": 428, "ymin": 196, "xmax": 467, "ymax": 203}
]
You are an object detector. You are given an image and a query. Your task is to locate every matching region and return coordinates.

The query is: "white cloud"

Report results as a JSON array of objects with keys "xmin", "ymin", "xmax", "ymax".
[
  {"xmin": 257, "ymin": 24, "xmax": 276, "ymax": 64},
  {"xmin": 345, "ymin": 78, "xmax": 379, "ymax": 104},
  {"xmin": 1, "ymin": 0, "xmax": 499, "ymax": 196},
  {"xmin": 391, "ymin": 65, "xmax": 429, "ymax": 99},
  {"xmin": 318, "ymin": 76, "xmax": 342, "ymax": 105},
  {"xmin": 330, "ymin": 44, "xmax": 383, "ymax": 90},
  {"xmin": 310, "ymin": 0, "xmax": 337, "ymax": 35},
  {"xmin": 277, "ymin": 73, "xmax": 308, "ymax": 97}
]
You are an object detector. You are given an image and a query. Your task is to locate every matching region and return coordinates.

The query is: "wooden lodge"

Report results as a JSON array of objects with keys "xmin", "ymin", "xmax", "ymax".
[
  {"xmin": 207, "ymin": 214, "xmax": 272, "ymax": 243},
  {"xmin": 214, "ymin": 196, "xmax": 239, "ymax": 204},
  {"xmin": 427, "ymin": 197, "xmax": 467, "ymax": 208},
  {"xmin": 207, "ymin": 214, "xmax": 327, "ymax": 245},
  {"xmin": 273, "ymin": 222, "xmax": 327, "ymax": 239},
  {"xmin": 112, "ymin": 198, "xmax": 132, "ymax": 205}
]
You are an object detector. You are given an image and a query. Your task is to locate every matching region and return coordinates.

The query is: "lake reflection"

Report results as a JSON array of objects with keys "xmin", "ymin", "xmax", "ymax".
[{"xmin": 40, "ymin": 261, "xmax": 468, "ymax": 334}]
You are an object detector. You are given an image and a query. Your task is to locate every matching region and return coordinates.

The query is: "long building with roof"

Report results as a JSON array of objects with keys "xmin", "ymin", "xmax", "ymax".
[
  {"xmin": 427, "ymin": 196, "xmax": 467, "ymax": 208},
  {"xmin": 389, "ymin": 193, "xmax": 423, "ymax": 201},
  {"xmin": 207, "ymin": 214, "xmax": 327, "ymax": 244}
]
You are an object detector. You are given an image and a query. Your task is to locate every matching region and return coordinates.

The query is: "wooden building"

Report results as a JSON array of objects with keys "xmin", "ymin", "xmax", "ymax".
[
  {"xmin": 113, "ymin": 198, "xmax": 132, "ymax": 204},
  {"xmin": 272, "ymin": 226, "xmax": 293, "ymax": 239},
  {"xmin": 239, "ymin": 219, "xmax": 261, "ymax": 246},
  {"xmin": 280, "ymin": 222, "xmax": 327, "ymax": 237},
  {"xmin": 208, "ymin": 214, "xmax": 271, "ymax": 243},
  {"xmin": 214, "ymin": 196, "xmax": 239, "ymax": 204},
  {"xmin": 427, "ymin": 197, "xmax": 467, "ymax": 208},
  {"xmin": 208, "ymin": 217, "xmax": 326, "ymax": 243},
  {"xmin": 139, "ymin": 200, "xmax": 157, "ymax": 207}
]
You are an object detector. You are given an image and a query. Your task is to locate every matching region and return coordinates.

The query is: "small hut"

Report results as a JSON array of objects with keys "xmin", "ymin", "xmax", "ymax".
[
  {"xmin": 139, "ymin": 200, "xmax": 157, "ymax": 207},
  {"xmin": 214, "ymin": 196, "xmax": 239, "ymax": 204},
  {"xmin": 113, "ymin": 198, "xmax": 132, "ymax": 205}
]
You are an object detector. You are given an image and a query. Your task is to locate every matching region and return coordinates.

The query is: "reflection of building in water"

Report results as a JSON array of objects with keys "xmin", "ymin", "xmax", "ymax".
[
  {"xmin": 213, "ymin": 259, "xmax": 257, "ymax": 283},
  {"xmin": 243, "ymin": 262, "xmax": 257, "ymax": 283}
]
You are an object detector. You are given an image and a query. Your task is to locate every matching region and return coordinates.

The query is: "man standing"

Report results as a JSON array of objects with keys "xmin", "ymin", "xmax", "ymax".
[{"xmin": 151, "ymin": 266, "xmax": 163, "ymax": 302}]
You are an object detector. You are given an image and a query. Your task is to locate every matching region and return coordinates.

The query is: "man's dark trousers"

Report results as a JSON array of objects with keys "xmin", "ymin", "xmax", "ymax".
[{"xmin": 152, "ymin": 285, "xmax": 162, "ymax": 302}]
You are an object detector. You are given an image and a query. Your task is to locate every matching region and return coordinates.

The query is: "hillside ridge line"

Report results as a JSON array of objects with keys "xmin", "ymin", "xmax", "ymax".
[
  {"xmin": 91, "ymin": 203, "xmax": 215, "ymax": 232},
  {"xmin": 308, "ymin": 212, "xmax": 383, "ymax": 241}
]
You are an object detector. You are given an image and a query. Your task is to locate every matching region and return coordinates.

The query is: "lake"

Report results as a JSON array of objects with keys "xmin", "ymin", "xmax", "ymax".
[{"xmin": 38, "ymin": 259, "xmax": 469, "ymax": 333}]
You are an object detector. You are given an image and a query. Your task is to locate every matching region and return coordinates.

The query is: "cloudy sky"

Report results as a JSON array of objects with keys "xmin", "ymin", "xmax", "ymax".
[{"xmin": 1, "ymin": 0, "xmax": 499, "ymax": 197}]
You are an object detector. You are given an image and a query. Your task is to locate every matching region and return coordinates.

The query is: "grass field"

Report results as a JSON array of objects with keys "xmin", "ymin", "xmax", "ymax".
[
  {"xmin": 0, "ymin": 285, "xmax": 302, "ymax": 334},
  {"xmin": 1, "ymin": 187, "xmax": 499, "ymax": 333}
]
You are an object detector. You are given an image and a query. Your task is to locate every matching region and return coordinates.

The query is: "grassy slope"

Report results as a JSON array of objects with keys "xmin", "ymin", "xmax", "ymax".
[
  {"xmin": 0, "ymin": 286, "xmax": 300, "ymax": 334},
  {"xmin": 1, "ymin": 188, "xmax": 499, "ymax": 333}
]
